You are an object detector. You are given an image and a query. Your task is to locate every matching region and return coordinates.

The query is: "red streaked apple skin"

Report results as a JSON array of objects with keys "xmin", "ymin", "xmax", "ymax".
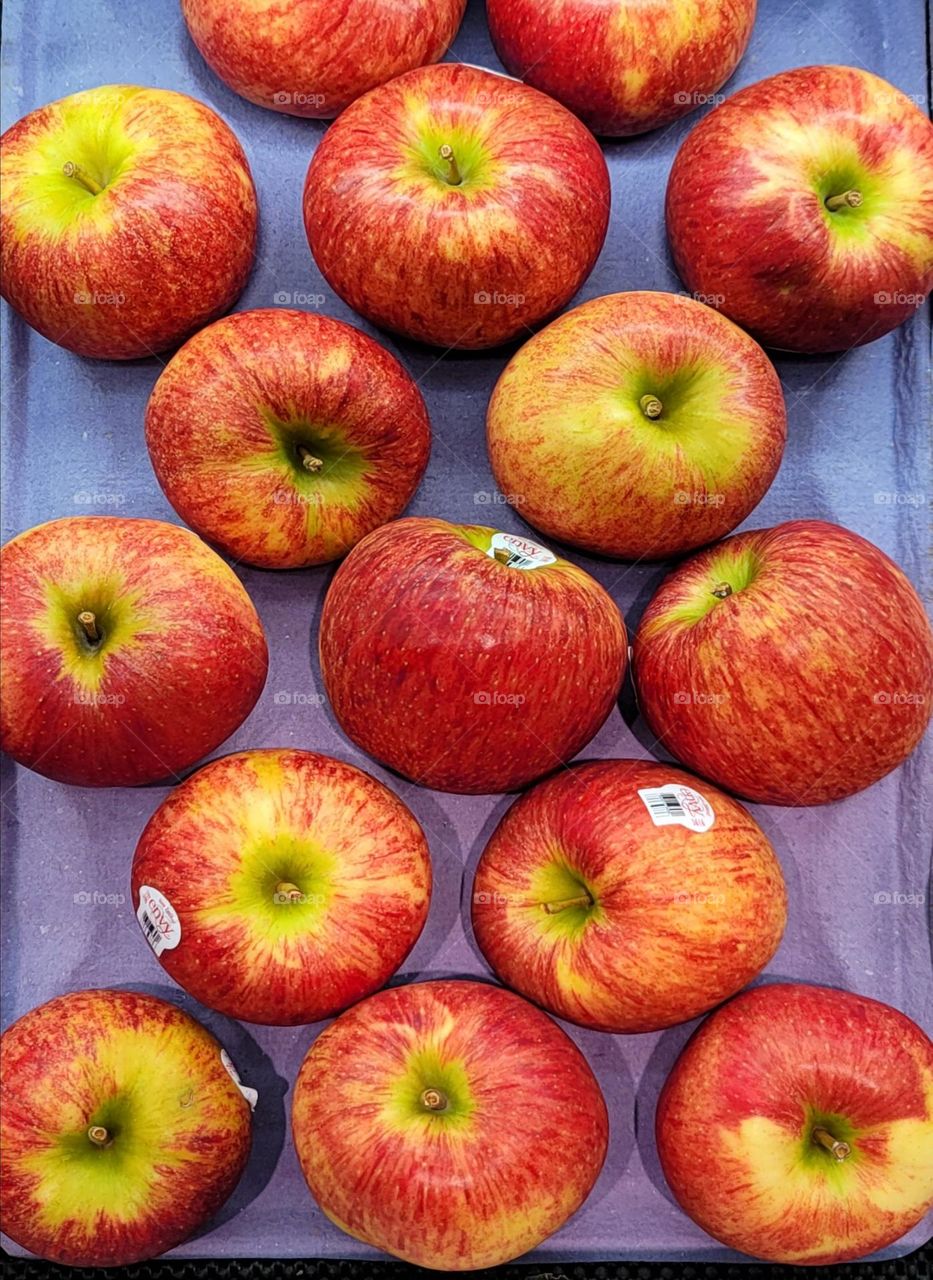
[
  {"xmin": 486, "ymin": 0, "xmax": 756, "ymax": 137},
  {"xmin": 145, "ymin": 309, "xmax": 431, "ymax": 569},
  {"xmin": 634, "ymin": 520, "xmax": 933, "ymax": 805},
  {"xmin": 319, "ymin": 517, "xmax": 627, "ymax": 793},
  {"xmin": 656, "ymin": 983, "xmax": 933, "ymax": 1264},
  {"xmin": 182, "ymin": 0, "xmax": 466, "ymax": 119},
  {"xmin": 666, "ymin": 66, "xmax": 933, "ymax": 352},
  {"xmin": 472, "ymin": 759, "xmax": 786, "ymax": 1033},
  {"xmin": 0, "ymin": 85, "xmax": 257, "ymax": 360},
  {"xmin": 303, "ymin": 63, "xmax": 610, "ymax": 349},
  {"xmin": 292, "ymin": 979, "xmax": 608, "ymax": 1269},
  {"xmin": 487, "ymin": 291, "xmax": 786, "ymax": 559},
  {"xmin": 0, "ymin": 989, "xmax": 251, "ymax": 1267},
  {"xmin": 0, "ymin": 516, "xmax": 268, "ymax": 787},
  {"xmin": 131, "ymin": 749, "xmax": 432, "ymax": 1025}
]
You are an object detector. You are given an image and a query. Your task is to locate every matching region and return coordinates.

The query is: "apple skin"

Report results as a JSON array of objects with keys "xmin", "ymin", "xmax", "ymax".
[
  {"xmin": 145, "ymin": 309, "xmax": 431, "ymax": 569},
  {"xmin": 0, "ymin": 516, "xmax": 268, "ymax": 787},
  {"xmin": 472, "ymin": 759, "xmax": 786, "ymax": 1033},
  {"xmin": 303, "ymin": 62, "xmax": 610, "ymax": 349},
  {"xmin": 486, "ymin": 0, "xmax": 756, "ymax": 137},
  {"xmin": 633, "ymin": 519, "xmax": 933, "ymax": 805},
  {"xmin": 131, "ymin": 749, "xmax": 432, "ymax": 1025},
  {"xmin": 319, "ymin": 517, "xmax": 627, "ymax": 793},
  {"xmin": 656, "ymin": 982, "xmax": 933, "ymax": 1263},
  {"xmin": 292, "ymin": 979, "xmax": 608, "ymax": 1269},
  {"xmin": 0, "ymin": 988, "xmax": 252, "ymax": 1267},
  {"xmin": 666, "ymin": 65, "xmax": 933, "ymax": 352},
  {"xmin": 182, "ymin": 0, "xmax": 466, "ymax": 119},
  {"xmin": 0, "ymin": 85, "xmax": 257, "ymax": 360},
  {"xmin": 487, "ymin": 291, "xmax": 786, "ymax": 560}
]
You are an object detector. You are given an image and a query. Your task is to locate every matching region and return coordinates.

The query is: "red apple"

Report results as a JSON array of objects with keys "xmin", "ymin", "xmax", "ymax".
[
  {"xmin": 0, "ymin": 988, "xmax": 252, "ymax": 1266},
  {"xmin": 0, "ymin": 85, "xmax": 257, "ymax": 360},
  {"xmin": 0, "ymin": 516, "xmax": 268, "ymax": 787},
  {"xmin": 472, "ymin": 759, "xmax": 786, "ymax": 1032},
  {"xmin": 486, "ymin": 0, "xmax": 756, "ymax": 136},
  {"xmin": 666, "ymin": 66, "xmax": 933, "ymax": 352},
  {"xmin": 182, "ymin": 0, "xmax": 466, "ymax": 118},
  {"xmin": 319, "ymin": 517, "xmax": 627, "ymax": 793},
  {"xmin": 131, "ymin": 749, "xmax": 432, "ymax": 1025},
  {"xmin": 303, "ymin": 62, "xmax": 610, "ymax": 349},
  {"xmin": 145, "ymin": 309, "xmax": 431, "ymax": 569},
  {"xmin": 633, "ymin": 519, "xmax": 933, "ymax": 805},
  {"xmin": 487, "ymin": 291, "xmax": 786, "ymax": 559},
  {"xmin": 292, "ymin": 979, "xmax": 608, "ymax": 1268},
  {"xmin": 657, "ymin": 982, "xmax": 933, "ymax": 1263}
]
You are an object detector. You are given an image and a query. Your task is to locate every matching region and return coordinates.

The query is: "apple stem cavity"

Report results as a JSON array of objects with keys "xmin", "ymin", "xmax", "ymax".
[
  {"xmin": 62, "ymin": 162, "xmax": 103, "ymax": 196},
  {"xmin": 77, "ymin": 610, "xmax": 100, "ymax": 644},
  {"xmin": 640, "ymin": 394, "xmax": 664, "ymax": 420},
  {"xmin": 420, "ymin": 1087, "xmax": 449, "ymax": 1113},
  {"xmin": 812, "ymin": 1125, "xmax": 851, "ymax": 1161},
  {"xmin": 825, "ymin": 190, "xmax": 862, "ymax": 212},
  {"xmin": 544, "ymin": 892, "xmax": 593, "ymax": 915},
  {"xmin": 298, "ymin": 446, "xmax": 324, "ymax": 474},
  {"xmin": 711, "ymin": 583, "xmax": 734, "ymax": 600},
  {"xmin": 438, "ymin": 144, "xmax": 463, "ymax": 187},
  {"xmin": 87, "ymin": 1124, "xmax": 112, "ymax": 1148}
]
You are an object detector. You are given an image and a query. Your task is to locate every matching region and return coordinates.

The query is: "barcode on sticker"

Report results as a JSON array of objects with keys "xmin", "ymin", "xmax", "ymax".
[
  {"xmin": 136, "ymin": 885, "xmax": 180, "ymax": 956},
  {"xmin": 637, "ymin": 784, "xmax": 715, "ymax": 833},
  {"xmin": 486, "ymin": 531, "xmax": 557, "ymax": 570}
]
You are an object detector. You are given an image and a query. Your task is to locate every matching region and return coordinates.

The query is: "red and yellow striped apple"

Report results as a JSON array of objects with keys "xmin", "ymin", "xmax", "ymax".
[
  {"xmin": 666, "ymin": 66, "xmax": 933, "ymax": 352},
  {"xmin": 633, "ymin": 519, "xmax": 933, "ymax": 805},
  {"xmin": 486, "ymin": 0, "xmax": 756, "ymax": 136},
  {"xmin": 0, "ymin": 85, "xmax": 257, "ymax": 360},
  {"xmin": 182, "ymin": 0, "xmax": 466, "ymax": 118},
  {"xmin": 657, "ymin": 982, "xmax": 933, "ymax": 1263},
  {"xmin": 0, "ymin": 516, "xmax": 268, "ymax": 787},
  {"xmin": 319, "ymin": 517, "xmax": 627, "ymax": 793},
  {"xmin": 487, "ymin": 291, "xmax": 786, "ymax": 560},
  {"xmin": 0, "ymin": 989, "xmax": 253, "ymax": 1266},
  {"xmin": 303, "ymin": 62, "xmax": 610, "ymax": 349},
  {"xmin": 472, "ymin": 759, "xmax": 786, "ymax": 1032},
  {"xmin": 131, "ymin": 749, "xmax": 432, "ymax": 1025},
  {"xmin": 292, "ymin": 979, "xmax": 608, "ymax": 1269},
  {"xmin": 145, "ymin": 309, "xmax": 431, "ymax": 569}
]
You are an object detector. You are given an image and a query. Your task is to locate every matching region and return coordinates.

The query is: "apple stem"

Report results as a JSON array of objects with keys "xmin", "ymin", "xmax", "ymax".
[
  {"xmin": 544, "ymin": 893, "xmax": 593, "ymax": 915},
  {"xmin": 640, "ymin": 394, "xmax": 664, "ymax": 419},
  {"xmin": 298, "ymin": 446, "xmax": 324, "ymax": 473},
  {"xmin": 274, "ymin": 881, "xmax": 304, "ymax": 903},
  {"xmin": 825, "ymin": 190, "xmax": 862, "ymax": 212},
  {"xmin": 77, "ymin": 610, "xmax": 100, "ymax": 643},
  {"xmin": 63, "ymin": 162, "xmax": 103, "ymax": 196},
  {"xmin": 438, "ymin": 144, "xmax": 463, "ymax": 186},
  {"xmin": 493, "ymin": 548, "xmax": 512, "ymax": 565},
  {"xmin": 421, "ymin": 1088, "xmax": 448, "ymax": 1112},
  {"xmin": 711, "ymin": 582, "xmax": 733, "ymax": 600},
  {"xmin": 812, "ymin": 1125, "xmax": 851, "ymax": 1161},
  {"xmin": 87, "ymin": 1125, "xmax": 112, "ymax": 1147}
]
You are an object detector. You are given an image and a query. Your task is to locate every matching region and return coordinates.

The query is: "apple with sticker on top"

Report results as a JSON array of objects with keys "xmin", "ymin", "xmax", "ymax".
[{"xmin": 472, "ymin": 759, "xmax": 787, "ymax": 1032}]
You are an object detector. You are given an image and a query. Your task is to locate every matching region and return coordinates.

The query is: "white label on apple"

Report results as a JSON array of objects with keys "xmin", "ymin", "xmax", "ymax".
[
  {"xmin": 220, "ymin": 1048, "xmax": 259, "ymax": 1111},
  {"xmin": 637, "ymin": 785, "xmax": 715, "ymax": 833},
  {"xmin": 487, "ymin": 531, "xmax": 557, "ymax": 570},
  {"xmin": 136, "ymin": 885, "xmax": 181, "ymax": 956}
]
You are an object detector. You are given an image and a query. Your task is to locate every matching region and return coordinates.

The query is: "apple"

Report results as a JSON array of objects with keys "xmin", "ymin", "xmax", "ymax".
[
  {"xmin": 145, "ymin": 309, "xmax": 432, "ymax": 569},
  {"xmin": 303, "ymin": 62, "xmax": 610, "ymax": 349},
  {"xmin": 486, "ymin": 0, "xmax": 756, "ymax": 136},
  {"xmin": 657, "ymin": 982, "xmax": 933, "ymax": 1263},
  {"xmin": 633, "ymin": 519, "xmax": 933, "ymax": 805},
  {"xmin": 666, "ymin": 65, "xmax": 933, "ymax": 352},
  {"xmin": 0, "ymin": 516, "xmax": 268, "ymax": 787},
  {"xmin": 319, "ymin": 517, "xmax": 627, "ymax": 793},
  {"xmin": 472, "ymin": 758, "xmax": 786, "ymax": 1033},
  {"xmin": 292, "ymin": 978, "xmax": 607, "ymax": 1268},
  {"xmin": 0, "ymin": 988, "xmax": 253, "ymax": 1266},
  {"xmin": 487, "ymin": 291, "xmax": 786, "ymax": 560},
  {"xmin": 0, "ymin": 84, "xmax": 257, "ymax": 360},
  {"xmin": 131, "ymin": 748, "xmax": 432, "ymax": 1025},
  {"xmin": 182, "ymin": 0, "xmax": 467, "ymax": 118}
]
